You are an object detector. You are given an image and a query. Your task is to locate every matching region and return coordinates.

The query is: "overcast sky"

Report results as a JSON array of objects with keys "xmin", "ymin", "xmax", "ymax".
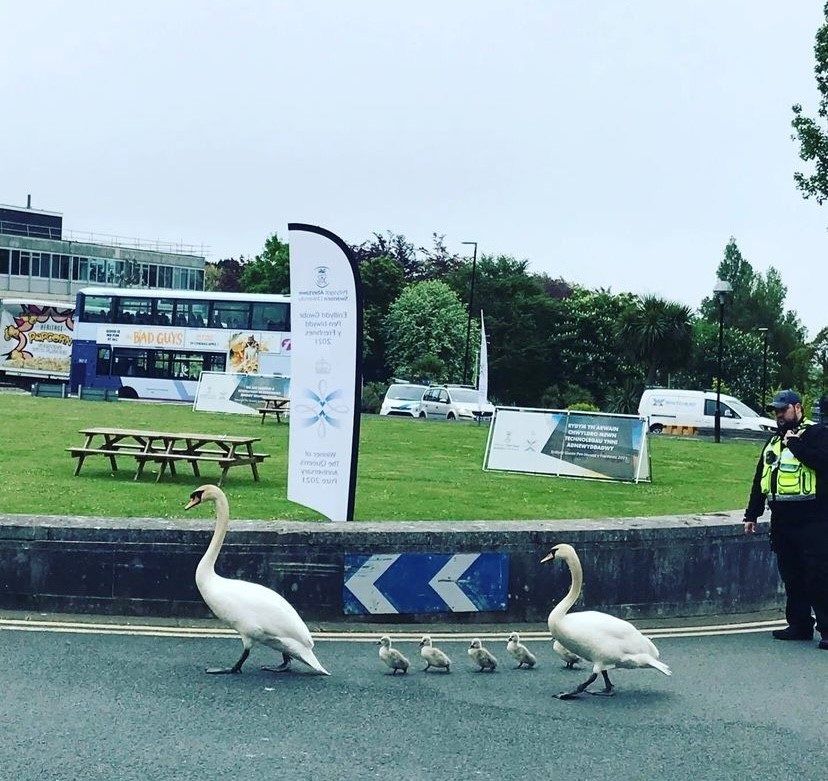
[{"xmin": 3, "ymin": 2, "xmax": 826, "ymax": 336}]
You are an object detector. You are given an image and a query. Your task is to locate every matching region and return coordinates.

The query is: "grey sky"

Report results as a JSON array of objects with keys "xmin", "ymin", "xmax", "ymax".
[{"xmin": 3, "ymin": 1, "xmax": 826, "ymax": 336}]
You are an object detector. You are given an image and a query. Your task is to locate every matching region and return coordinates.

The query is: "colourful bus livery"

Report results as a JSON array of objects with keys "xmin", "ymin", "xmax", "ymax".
[{"xmin": 69, "ymin": 287, "xmax": 291, "ymax": 401}]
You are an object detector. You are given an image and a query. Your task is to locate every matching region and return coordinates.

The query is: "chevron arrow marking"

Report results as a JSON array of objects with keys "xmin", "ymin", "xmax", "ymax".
[
  {"xmin": 343, "ymin": 554, "xmax": 400, "ymax": 614},
  {"xmin": 428, "ymin": 553, "xmax": 480, "ymax": 612}
]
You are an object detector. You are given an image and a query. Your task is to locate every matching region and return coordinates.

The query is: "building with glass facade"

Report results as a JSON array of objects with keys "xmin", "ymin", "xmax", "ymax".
[{"xmin": 0, "ymin": 202, "xmax": 205, "ymax": 302}]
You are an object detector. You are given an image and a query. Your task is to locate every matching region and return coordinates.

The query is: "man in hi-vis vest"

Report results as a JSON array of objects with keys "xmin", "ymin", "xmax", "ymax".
[{"xmin": 744, "ymin": 389, "xmax": 828, "ymax": 650}]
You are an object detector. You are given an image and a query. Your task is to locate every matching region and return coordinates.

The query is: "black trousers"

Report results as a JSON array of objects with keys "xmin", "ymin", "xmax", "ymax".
[{"xmin": 771, "ymin": 520, "xmax": 828, "ymax": 636}]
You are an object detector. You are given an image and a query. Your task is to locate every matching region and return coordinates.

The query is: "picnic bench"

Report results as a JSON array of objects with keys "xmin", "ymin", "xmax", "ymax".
[
  {"xmin": 258, "ymin": 396, "xmax": 290, "ymax": 424},
  {"xmin": 67, "ymin": 427, "xmax": 269, "ymax": 486}
]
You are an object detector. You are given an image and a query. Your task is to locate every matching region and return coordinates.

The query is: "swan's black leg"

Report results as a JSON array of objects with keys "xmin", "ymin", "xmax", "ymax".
[
  {"xmin": 262, "ymin": 652, "xmax": 292, "ymax": 673},
  {"xmin": 589, "ymin": 670, "xmax": 615, "ymax": 696},
  {"xmin": 555, "ymin": 671, "xmax": 597, "ymax": 699},
  {"xmin": 423, "ymin": 663, "xmax": 431, "ymax": 672},
  {"xmin": 206, "ymin": 647, "xmax": 249, "ymax": 675}
]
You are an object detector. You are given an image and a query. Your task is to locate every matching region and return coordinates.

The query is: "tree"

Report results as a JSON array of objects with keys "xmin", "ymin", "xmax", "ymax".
[
  {"xmin": 617, "ymin": 295, "xmax": 694, "ymax": 386},
  {"xmin": 209, "ymin": 257, "xmax": 244, "ymax": 292},
  {"xmin": 383, "ymin": 281, "xmax": 471, "ymax": 383},
  {"xmin": 792, "ymin": 3, "xmax": 828, "ymax": 204},
  {"xmin": 240, "ymin": 234, "xmax": 289, "ymax": 294},
  {"xmin": 359, "ymin": 254, "xmax": 406, "ymax": 382}
]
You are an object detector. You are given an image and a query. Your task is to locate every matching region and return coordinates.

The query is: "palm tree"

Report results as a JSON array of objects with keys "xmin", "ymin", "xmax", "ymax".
[{"xmin": 617, "ymin": 296, "xmax": 693, "ymax": 386}]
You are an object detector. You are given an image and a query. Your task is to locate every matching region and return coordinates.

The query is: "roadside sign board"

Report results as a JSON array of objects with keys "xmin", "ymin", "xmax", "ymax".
[{"xmin": 484, "ymin": 407, "xmax": 651, "ymax": 483}]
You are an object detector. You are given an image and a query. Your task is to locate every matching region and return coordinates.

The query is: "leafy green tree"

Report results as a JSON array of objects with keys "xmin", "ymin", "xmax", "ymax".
[
  {"xmin": 206, "ymin": 257, "xmax": 244, "ymax": 292},
  {"xmin": 383, "ymin": 281, "xmax": 471, "ymax": 383},
  {"xmin": 700, "ymin": 238, "xmax": 807, "ymax": 390},
  {"xmin": 240, "ymin": 234, "xmax": 289, "ymax": 294},
  {"xmin": 792, "ymin": 3, "xmax": 828, "ymax": 204},
  {"xmin": 359, "ymin": 255, "xmax": 406, "ymax": 381},
  {"xmin": 617, "ymin": 295, "xmax": 693, "ymax": 386}
]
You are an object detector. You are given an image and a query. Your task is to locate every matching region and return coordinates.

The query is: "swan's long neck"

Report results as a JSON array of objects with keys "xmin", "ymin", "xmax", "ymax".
[
  {"xmin": 549, "ymin": 551, "xmax": 583, "ymax": 626},
  {"xmin": 196, "ymin": 493, "xmax": 230, "ymax": 582}
]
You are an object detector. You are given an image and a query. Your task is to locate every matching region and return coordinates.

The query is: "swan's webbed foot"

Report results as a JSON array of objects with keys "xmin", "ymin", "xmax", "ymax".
[
  {"xmin": 207, "ymin": 647, "xmax": 249, "ymax": 675},
  {"xmin": 261, "ymin": 653, "xmax": 292, "ymax": 673},
  {"xmin": 555, "ymin": 671, "xmax": 597, "ymax": 700},
  {"xmin": 564, "ymin": 661, "xmax": 578, "ymax": 669},
  {"xmin": 554, "ymin": 691, "xmax": 581, "ymax": 700}
]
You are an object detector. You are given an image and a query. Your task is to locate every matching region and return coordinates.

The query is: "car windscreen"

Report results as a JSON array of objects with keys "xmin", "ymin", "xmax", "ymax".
[
  {"xmin": 450, "ymin": 388, "xmax": 485, "ymax": 403},
  {"xmin": 726, "ymin": 399, "xmax": 760, "ymax": 418},
  {"xmin": 387, "ymin": 385, "xmax": 425, "ymax": 401}
]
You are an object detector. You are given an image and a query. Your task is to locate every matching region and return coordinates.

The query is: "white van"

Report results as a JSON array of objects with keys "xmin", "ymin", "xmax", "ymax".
[{"xmin": 638, "ymin": 389, "xmax": 777, "ymax": 434}]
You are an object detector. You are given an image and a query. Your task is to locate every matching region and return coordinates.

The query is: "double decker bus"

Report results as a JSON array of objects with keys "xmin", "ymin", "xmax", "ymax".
[
  {"xmin": 69, "ymin": 287, "xmax": 291, "ymax": 401},
  {"xmin": 1, "ymin": 297, "xmax": 75, "ymax": 382}
]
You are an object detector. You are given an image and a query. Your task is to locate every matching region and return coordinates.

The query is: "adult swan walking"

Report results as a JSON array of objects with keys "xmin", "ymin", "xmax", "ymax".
[
  {"xmin": 185, "ymin": 485, "xmax": 330, "ymax": 676},
  {"xmin": 541, "ymin": 544, "xmax": 670, "ymax": 699}
]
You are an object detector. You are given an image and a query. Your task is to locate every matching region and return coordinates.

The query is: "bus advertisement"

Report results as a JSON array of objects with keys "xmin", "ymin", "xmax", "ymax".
[
  {"xmin": 69, "ymin": 287, "xmax": 291, "ymax": 401},
  {"xmin": 0, "ymin": 297, "xmax": 75, "ymax": 380}
]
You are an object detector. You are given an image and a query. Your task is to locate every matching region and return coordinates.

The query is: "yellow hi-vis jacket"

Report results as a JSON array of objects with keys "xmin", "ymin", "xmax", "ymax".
[{"xmin": 760, "ymin": 425, "xmax": 817, "ymax": 501}]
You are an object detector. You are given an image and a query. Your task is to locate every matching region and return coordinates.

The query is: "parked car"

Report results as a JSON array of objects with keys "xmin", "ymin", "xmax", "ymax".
[
  {"xmin": 379, "ymin": 383, "xmax": 428, "ymax": 417},
  {"xmin": 638, "ymin": 388, "xmax": 777, "ymax": 434},
  {"xmin": 419, "ymin": 385, "xmax": 495, "ymax": 421}
]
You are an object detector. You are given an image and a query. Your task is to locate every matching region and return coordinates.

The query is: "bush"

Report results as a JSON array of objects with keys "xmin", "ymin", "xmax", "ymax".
[
  {"xmin": 361, "ymin": 381, "xmax": 388, "ymax": 413},
  {"xmin": 567, "ymin": 401, "xmax": 600, "ymax": 412}
]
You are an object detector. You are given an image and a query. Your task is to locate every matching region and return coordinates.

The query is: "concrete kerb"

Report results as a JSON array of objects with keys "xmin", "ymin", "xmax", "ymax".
[{"xmin": 0, "ymin": 510, "xmax": 782, "ymax": 623}]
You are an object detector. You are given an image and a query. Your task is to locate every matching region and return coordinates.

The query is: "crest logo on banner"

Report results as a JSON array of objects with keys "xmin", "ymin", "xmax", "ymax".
[{"xmin": 287, "ymin": 224, "xmax": 363, "ymax": 522}]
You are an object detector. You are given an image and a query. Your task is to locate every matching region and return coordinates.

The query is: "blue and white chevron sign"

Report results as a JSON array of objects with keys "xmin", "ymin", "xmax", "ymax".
[{"xmin": 342, "ymin": 552, "xmax": 509, "ymax": 615}]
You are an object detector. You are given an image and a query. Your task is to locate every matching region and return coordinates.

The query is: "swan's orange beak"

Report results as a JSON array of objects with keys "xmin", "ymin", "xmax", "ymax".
[
  {"xmin": 184, "ymin": 492, "xmax": 203, "ymax": 510},
  {"xmin": 540, "ymin": 551, "xmax": 556, "ymax": 564}
]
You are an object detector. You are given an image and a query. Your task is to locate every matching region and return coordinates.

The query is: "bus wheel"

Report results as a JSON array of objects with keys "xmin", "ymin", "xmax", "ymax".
[
  {"xmin": 649, "ymin": 423, "xmax": 663, "ymax": 434},
  {"xmin": 118, "ymin": 386, "xmax": 138, "ymax": 399}
]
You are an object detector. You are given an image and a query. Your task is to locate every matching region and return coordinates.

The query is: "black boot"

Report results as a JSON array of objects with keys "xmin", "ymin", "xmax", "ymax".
[{"xmin": 772, "ymin": 626, "xmax": 814, "ymax": 640}]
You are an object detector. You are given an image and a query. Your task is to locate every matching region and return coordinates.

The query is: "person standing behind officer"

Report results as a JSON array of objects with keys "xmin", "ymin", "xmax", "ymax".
[{"xmin": 743, "ymin": 389, "xmax": 828, "ymax": 650}]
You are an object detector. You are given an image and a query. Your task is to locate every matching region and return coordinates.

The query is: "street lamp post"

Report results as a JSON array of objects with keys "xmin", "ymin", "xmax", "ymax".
[
  {"xmin": 713, "ymin": 279, "xmax": 733, "ymax": 443},
  {"xmin": 757, "ymin": 327, "xmax": 769, "ymax": 411},
  {"xmin": 461, "ymin": 241, "xmax": 478, "ymax": 385}
]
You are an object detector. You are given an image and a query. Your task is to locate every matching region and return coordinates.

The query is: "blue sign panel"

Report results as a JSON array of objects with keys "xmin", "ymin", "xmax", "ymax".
[{"xmin": 343, "ymin": 552, "xmax": 509, "ymax": 615}]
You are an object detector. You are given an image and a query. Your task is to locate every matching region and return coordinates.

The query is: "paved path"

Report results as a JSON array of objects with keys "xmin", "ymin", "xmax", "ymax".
[{"xmin": 1, "ymin": 618, "xmax": 825, "ymax": 781}]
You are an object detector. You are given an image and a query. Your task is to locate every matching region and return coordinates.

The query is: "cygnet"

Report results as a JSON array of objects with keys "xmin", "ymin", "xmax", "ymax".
[
  {"xmin": 552, "ymin": 638, "xmax": 582, "ymax": 668},
  {"xmin": 419, "ymin": 635, "xmax": 451, "ymax": 672},
  {"xmin": 506, "ymin": 632, "xmax": 537, "ymax": 669},
  {"xmin": 468, "ymin": 638, "xmax": 498, "ymax": 672},
  {"xmin": 377, "ymin": 635, "xmax": 410, "ymax": 675}
]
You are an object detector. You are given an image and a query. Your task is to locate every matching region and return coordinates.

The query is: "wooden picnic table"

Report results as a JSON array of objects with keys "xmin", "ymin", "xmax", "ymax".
[
  {"xmin": 258, "ymin": 396, "xmax": 290, "ymax": 424},
  {"xmin": 66, "ymin": 427, "xmax": 269, "ymax": 486}
]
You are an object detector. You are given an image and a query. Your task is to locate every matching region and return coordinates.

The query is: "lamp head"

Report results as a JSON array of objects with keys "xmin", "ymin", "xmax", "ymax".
[{"xmin": 713, "ymin": 279, "xmax": 732, "ymax": 305}]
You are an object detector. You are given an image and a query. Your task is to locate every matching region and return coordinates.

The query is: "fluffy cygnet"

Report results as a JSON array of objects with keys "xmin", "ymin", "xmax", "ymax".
[
  {"xmin": 552, "ymin": 638, "xmax": 582, "ymax": 669},
  {"xmin": 378, "ymin": 635, "xmax": 410, "ymax": 675},
  {"xmin": 506, "ymin": 632, "xmax": 537, "ymax": 669},
  {"xmin": 468, "ymin": 638, "xmax": 498, "ymax": 672},
  {"xmin": 419, "ymin": 635, "xmax": 451, "ymax": 672}
]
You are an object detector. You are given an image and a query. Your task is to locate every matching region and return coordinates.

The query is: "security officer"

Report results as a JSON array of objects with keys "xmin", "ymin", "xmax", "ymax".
[{"xmin": 743, "ymin": 389, "xmax": 828, "ymax": 649}]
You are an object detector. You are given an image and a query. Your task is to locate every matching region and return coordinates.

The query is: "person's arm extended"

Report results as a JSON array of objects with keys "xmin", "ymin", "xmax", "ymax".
[
  {"xmin": 785, "ymin": 424, "xmax": 828, "ymax": 472},
  {"xmin": 743, "ymin": 451, "xmax": 766, "ymax": 532}
]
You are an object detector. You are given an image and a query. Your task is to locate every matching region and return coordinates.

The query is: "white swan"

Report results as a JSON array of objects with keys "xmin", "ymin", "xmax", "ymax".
[
  {"xmin": 541, "ymin": 543, "xmax": 670, "ymax": 699},
  {"xmin": 185, "ymin": 485, "xmax": 330, "ymax": 676},
  {"xmin": 506, "ymin": 632, "xmax": 537, "ymax": 669},
  {"xmin": 378, "ymin": 635, "xmax": 410, "ymax": 674}
]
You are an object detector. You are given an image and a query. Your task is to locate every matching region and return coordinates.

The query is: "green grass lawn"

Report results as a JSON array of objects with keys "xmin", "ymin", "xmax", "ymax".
[{"xmin": 0, "ymin": 394, "xmax": 759, "ymax": 522}]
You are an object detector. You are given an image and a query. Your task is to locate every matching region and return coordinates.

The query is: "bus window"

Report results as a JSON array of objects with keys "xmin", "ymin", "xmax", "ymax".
[
  {"xmin": 82, "ymin": 295, "xmax": 113, "ymax": 323},
  {"xmin": 176, "ymin": 300, "xmax": 209, "ymax": 328},
  {"xmin": 210, "ymin": 301, "xmax": 250, "ymax": 330},
  {"xmin": 252, "ymin": 302, "xmax": 289, "ymax": 331},
  {"xmin": 96, "ymin": 346, "xmax": 112, "ymax": 376},
  {"xmin": 118, "ymin": 297, "xmax": 154, "ymax": 325},
  {"xmin": 203, "ymin": 353, "xmax": 227, "ymax": 372},
  {"xmin": 156, "ymin": 298, "xmax": 175, "ymax": 326}
]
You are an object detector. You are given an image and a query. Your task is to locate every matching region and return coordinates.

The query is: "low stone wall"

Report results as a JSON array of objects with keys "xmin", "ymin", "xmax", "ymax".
[{"xmin": 0, "ymin": 511, "xmax": 781, "ymax": 622}]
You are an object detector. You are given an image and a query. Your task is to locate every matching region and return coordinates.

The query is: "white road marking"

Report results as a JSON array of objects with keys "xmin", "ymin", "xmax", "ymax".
[{"xmin": 0, "ymin": 617, "xmax": 788, "ymax": 641}]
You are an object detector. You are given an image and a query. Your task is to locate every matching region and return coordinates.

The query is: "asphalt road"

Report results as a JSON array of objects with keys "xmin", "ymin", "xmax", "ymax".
[{"xmin": 0, "ymin": 625, "xmax": 825, "ymax": 781}]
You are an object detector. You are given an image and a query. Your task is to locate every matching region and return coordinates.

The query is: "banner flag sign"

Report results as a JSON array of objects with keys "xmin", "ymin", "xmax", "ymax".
[
  {"xmin": 287, "ymin": 224, "xmax": 363, "ymax": 522},
  {"xmin": 478, "ymin": 311, "xmax": 488, "ymax": 406},
  {"xmin": 193, "ymin": 371, "xmax": 290, "ymax": 415},
  {"xmin": 484, "ymin": 407, "xmax": 650, "ymax": 483}
]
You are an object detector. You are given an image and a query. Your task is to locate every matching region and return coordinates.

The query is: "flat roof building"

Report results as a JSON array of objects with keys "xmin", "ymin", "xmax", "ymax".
[{"xmin": 0, "ymin": 200, "xmax": 206, "ymax": 302}]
